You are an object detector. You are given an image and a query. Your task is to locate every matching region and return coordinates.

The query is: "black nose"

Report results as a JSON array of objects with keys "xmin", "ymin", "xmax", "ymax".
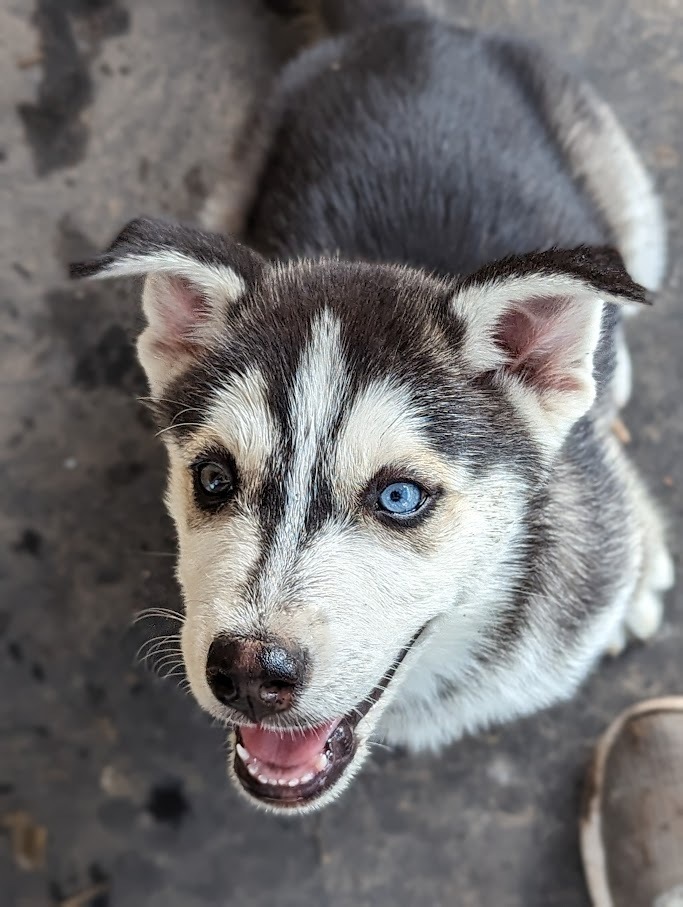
[{"xmin": 205, "ymin": 636, "xmax": 305, "ymax": 721}]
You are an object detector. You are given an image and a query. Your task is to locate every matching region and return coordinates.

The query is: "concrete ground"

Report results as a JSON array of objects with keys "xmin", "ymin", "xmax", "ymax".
[{"xmin": 1, "ymin": 1, "xmax": 681, "ymax": 905}]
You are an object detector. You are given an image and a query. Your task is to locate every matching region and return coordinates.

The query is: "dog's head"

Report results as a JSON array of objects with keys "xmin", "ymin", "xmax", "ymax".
[{"xmin": 73, "ymin": 218, "xmax": 645, "ymax": 813}]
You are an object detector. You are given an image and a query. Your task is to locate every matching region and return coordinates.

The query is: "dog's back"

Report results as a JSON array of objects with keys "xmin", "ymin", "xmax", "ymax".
[{"xmin": 247, "ymin": 9, "xmax": 606, "ymax": 276}]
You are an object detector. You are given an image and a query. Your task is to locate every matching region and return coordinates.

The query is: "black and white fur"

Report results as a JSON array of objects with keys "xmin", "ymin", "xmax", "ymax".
[{"xmin": 73, "ymin": 0, "xmax": 674, "ymax": 813}]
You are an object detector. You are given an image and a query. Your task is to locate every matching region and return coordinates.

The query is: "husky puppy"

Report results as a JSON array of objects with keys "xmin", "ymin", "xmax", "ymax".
[{"xmin": 72, "ymin": 0, "xmax": 674, "ymax": 813}]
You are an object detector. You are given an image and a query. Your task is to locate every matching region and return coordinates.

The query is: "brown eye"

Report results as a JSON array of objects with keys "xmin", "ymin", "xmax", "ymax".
[{"xmin": 193, "ymin": 459, "xmax": 237, "ymax": 509}]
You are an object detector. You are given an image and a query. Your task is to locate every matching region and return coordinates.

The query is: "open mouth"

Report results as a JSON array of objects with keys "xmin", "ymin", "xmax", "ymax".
[{"xmin": 231, "ymin": 627, "xmax": 426, "ymax": 809}]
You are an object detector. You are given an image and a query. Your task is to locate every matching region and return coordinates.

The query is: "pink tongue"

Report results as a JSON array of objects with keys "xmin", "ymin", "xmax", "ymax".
[{"xmin": 241, "ymin": 720, "xmax": 340, "ymax": 769}]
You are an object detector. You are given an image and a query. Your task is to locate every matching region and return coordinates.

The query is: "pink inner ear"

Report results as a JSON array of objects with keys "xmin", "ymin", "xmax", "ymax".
[
  {"xmin": 494, "ymin": 296, "xmax": 584, "ymax": 393},
  {"xmin": 158, "ymin": 276, "xmax": 212, "ymax": 343}
]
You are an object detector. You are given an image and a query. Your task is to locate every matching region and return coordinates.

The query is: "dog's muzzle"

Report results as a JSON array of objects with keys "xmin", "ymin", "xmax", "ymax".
[{"xmin": 229, "ymin": 625, "xmax": 427, "ymax": 811}]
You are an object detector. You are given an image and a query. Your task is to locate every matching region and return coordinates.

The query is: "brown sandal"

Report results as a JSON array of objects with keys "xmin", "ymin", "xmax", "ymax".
[{"xmin": 581, "ymin": 697, "xmax": 683, "ymax": 907}]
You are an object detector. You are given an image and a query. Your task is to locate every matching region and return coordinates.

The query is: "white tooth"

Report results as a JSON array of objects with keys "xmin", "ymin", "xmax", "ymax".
[
  {"xmin": 314, "ymin": 753, "xmax": 328, "ymax": 772},
  {"xmin": 235, "ymin": 743, "xmax": 250, "ymax": 763},
  {"xmin": 278, "ymin": 779, "xmax": 288, "ymax": 786},
  {"xmin": 258, "ymin": 775, "xmax": 269, "ymax": 785},
  {"xmin": 268, "ymin": 778, "xmax": 279, "ymax": 786},
  {"xmin": 246, "ymin": 763, "xmax": 260, "ymax": 778},
  {"xmin": 287, "ymin": 778, "xmax": 300, "ymax": 787},
  {"xmin": 300, "ymin": 772, "xmax": 314, "ymax": 784}
]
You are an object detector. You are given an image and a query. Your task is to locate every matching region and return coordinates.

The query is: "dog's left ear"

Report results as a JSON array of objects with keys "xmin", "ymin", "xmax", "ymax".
[
  {"xmin": 70, "ymin": 217, "xmax": 267, "ymax": 394},
  {"xmin": 452, "ymin": 247, "xmax": 648, "ymax": 455}
]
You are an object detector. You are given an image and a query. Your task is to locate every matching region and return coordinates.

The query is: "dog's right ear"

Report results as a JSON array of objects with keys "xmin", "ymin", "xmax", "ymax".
[{"xmin": 70, "ymin": 217, "xmax": 267, "ymax": 395}]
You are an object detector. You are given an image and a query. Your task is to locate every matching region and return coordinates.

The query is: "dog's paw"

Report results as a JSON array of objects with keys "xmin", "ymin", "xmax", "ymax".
[
  {"xmin": 607, "ymin": 542, "xmax": 674, "ymax": 657},
  {"xmin": 624, "ymin": 589, "xmax": 665, "ymax": 642},
  {"xmin": 605, "ymin": 592, "xmax": 664, "ymax": 657},
  {"xmin": 649, "ymin": 543, "xmax": 676, "ymax": 593}
]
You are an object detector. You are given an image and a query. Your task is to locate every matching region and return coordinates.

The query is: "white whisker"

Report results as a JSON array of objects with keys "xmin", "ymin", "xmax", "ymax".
[
  {"xmin": 155, "ymin": 422, "xmax": 205, "ymax": 438},
  {"xmin": 133, "ymin": 607, "xmax": 184, "ymax": 625}
]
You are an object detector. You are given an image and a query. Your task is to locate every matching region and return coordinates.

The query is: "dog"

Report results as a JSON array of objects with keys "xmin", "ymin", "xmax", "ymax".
[{"xmin": 71, "ymin": 0, "xmax": 674, "ymax": 814}]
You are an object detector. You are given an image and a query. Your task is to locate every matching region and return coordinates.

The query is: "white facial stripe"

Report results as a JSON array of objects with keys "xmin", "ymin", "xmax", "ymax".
[
  {"xmin": 206, "ymin": 368, "xmax": 278, "ymax": 478},
  {"xmin": 258, "ymin": 309, "xmax": 348, "ymax": 603}
]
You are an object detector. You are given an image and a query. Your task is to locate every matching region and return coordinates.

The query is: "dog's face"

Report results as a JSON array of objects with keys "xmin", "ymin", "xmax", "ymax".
[{"xmin": 74, "ymin": 219, "xmax": 644, "ymax": 813}]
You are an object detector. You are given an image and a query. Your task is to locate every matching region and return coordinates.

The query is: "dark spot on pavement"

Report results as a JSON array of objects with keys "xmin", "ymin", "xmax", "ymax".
[
  {"xmin": 32, "ymin": 663, "xmax": 46, "ymax": 682},
  {"xmin": 91, "ymin": 891, "xmax": 108, "ymax": 907},
  {"xmin": 12, "ymin": 262, "xmax": 32, "ymax": 280},
  {"xmin": 74, "ymin": 324, "xmax": 139, "ymax": 390},
  {"xmin": 8, "ymin": 641, "xmax": 24, "ymax": 662},
  {"xmin": 85, "ymin": 682, "xmax": 107, "ymax": 707},
  {"xmin": 73, "ymin": 0, "xmax": 130, "ymax": 41},
  {"xmin": 17, "ymin": 0, "xmax": 130, "ymax": 175},
  {"xmin": 49, "ymin": 864, "xmax": 110, "ymax": 907},
  {"xmin": 18, "ymin": 2, "xmax": 91, "ymax": 175},
  {"xmin": 89, "ymin": 862, "xmax": 110, "ymax": 893},
  {"xmin": 146, "ymin": 780, "xmax": 189, "ymax": 827},
  {"xmin": 49, "ymin": 880, "xmax": 66, "ymax": 903},
  {"xmin": 46, "ymin": 282, "xmax": 143, "ymax": 394},
  {"xmin": 13, "ymin": 528, "xmax": 44, "ymax": 557}
]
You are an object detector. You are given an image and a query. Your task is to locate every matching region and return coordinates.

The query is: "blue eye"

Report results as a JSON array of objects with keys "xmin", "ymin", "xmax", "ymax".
[{"xmin": 378, "ymin": 482, "xmax": 425, "ymax": 516}]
